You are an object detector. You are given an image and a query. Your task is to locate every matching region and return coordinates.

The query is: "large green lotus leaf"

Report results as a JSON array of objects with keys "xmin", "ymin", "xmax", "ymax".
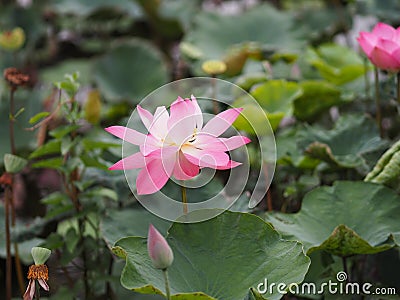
[
  {"xmin": 245, "ymin": 289, "xmax": 267, "ymax": 300},
  {"xmin": 114, "ymin": 211, "xmax": 310, "ymax": 300},
  {"xmin": 291, "ymin": 3, "xmax": 352, "ymax": 45},
  {"xmin": 100, "ymin": 207, "xmax": 171, "ymax": 246},
  {"xmin": 40, "ymin": 59, "xmax": 92, "ymax": 85},
  {"xmin": 293, "ymin": 81, "xmax": 343, "ymax": 122},
  {"xmin": 250, "ymin": 80, "xmax": 302, "ymax": 130},
  {"xmin": 232, "ymin": 93, "xmax": 277, "ymax": 134},
  {"xmin": 51, "ymin": 0, "xmax": 142, "ymax": 17},
  {"xmin": 251, "ymin": 80, "xmax": 302, "ymax": 115},
  {"xmin": 295, "ymin": 251, "xmax": 347, "ymax": 299},
  {"xmin": 265, "ymin": 181, "xmax": 400, "ymax": 257},
  {"xmin": 274, "ymin": 127, "xmax": 320, "ymax": 170},
  {"xmin": 298, "ymin": 114, "xmax": 387, "ymax": 171},
  {"xmin": 93, "ymin": 40, "xmax": 168, "ymax": 103},
  {"xmin": 182, "ymin": 4, "xmax": 303, "ymax": 73},
  {"xmin": 158, "ymin": 0, "xmax": 201, "ymax": 32},
  {"xmin": 365, "ymin": 139, "xmax": 400, "ymax": 189},
  {"xmin": 306, "ymin": 44, "xmax": 365, "ymax": 85},
  {"xmin": 232, "ymin": 102, "xmax": 271, "ymax": 135},
  {"xmin": 132, "ymin": 0, "xmax": 187, "ymax": 39},
  {"xmin": 235, "ymin": 72, "xmax": 269, "ymax": 92},
  {"xmin": 264, "ymin": 112, "xmax": 285, "ymax": 132}
]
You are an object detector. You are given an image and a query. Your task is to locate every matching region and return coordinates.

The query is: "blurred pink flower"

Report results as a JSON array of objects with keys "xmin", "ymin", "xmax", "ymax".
[
  {"xmin": 147, "ymin": 224, "xmax": 173, "ymax": 269},
  {"xmin": 357, "ymin": 22, "xmax": 400, "ymax": 72},
  {"xmin": 106, "ymin": 95, "xmax": 250, "ymax": 195}
]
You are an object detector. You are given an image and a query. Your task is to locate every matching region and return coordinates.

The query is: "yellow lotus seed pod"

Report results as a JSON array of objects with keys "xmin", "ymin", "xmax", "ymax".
[
  {"xmin": 0, "ymin": 27, "xmax": 26, "ymax": 51},
  {"xmin": 201, "ymin": 60, "xmax": 227, "ymax": 76}
]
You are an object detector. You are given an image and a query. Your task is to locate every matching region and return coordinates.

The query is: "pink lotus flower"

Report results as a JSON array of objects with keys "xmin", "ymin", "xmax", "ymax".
[
  {"xmin": 357, "ymin": 22, "xmax": 400, "ymax": 72},
  {"xmin": 106, "ymin": 95, "xmax": 250, "ymax": 195},
  {"xmin": 147, "ymin": 224, "xmax": 174, "ymax": 269}
]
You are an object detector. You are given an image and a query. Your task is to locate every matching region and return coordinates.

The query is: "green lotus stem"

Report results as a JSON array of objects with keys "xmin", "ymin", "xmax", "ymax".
[
  {"xmin": 181, "ymin": 184, "xmax": 188, "ymax": 215},
  {"xmin": 363, "ymin": 57, "xmax": 370, "ymax": 99},
  {"xmin": 212, "ymin": 75, "xmax": 219, "ymax": 115},
  {"xmin": 374, "ymin": 68, "xmax": 383, "ymax": 138},
  {"xmin": 397, "ymin": 72, "xmax": 400, "ymax": 104},
  {"xmin": 162, "ymin": 269, "xmax": 171, "ymax": 300},
  {"xmin": 9, "ymin": 89, "xmax": 16, "ymax": 156}
]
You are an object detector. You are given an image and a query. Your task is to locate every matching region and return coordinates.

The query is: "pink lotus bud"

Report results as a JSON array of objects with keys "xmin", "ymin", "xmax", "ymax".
[{"xmin": 147, "ymin": 224, "xmax": 174, "ymax": 269}]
